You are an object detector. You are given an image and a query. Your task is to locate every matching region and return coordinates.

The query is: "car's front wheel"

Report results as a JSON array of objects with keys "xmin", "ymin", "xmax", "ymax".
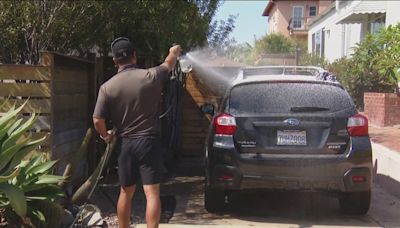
[
  {"xmin": 338, "ymin": 190, "xmax": 371, "ymax": 215},
  {"xmin": 204, "ymin": 186, "xmax": 226, "ymax": 213}
]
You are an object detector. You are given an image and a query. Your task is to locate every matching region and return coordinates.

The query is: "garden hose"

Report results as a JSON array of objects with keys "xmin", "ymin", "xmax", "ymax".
[{"xmin": 69, "ymin": 138, "xmax": 116, "ymax": 228}]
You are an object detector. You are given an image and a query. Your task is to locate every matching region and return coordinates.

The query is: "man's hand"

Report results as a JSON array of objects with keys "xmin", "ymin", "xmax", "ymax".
[
  {"xmin": 169, "ymin": 45, "xmax": 182, "ymax": 57},
  {"xmin": 162, "ymin": 44, "xmax": 182, "ymax": 72},
  {"xmin": 100, "ymin": 130, "xmax": 114, "ymax": 144},
  {"xmin": 93, "ymin": 117, "xmax": 115, "ymax": 144}
]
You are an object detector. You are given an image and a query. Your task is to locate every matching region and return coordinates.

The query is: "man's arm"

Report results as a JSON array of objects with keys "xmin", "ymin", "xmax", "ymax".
[
  {"xmin": 161, "ymin": 45, "xmax": 182, "ymax": 72},
  {"xmin": 93, "ymin": 117, "xmax": 113, "ymax": 143},
  {"xmin": 93, "ymin": 86, "xmax": 113, "ymax": 143}
]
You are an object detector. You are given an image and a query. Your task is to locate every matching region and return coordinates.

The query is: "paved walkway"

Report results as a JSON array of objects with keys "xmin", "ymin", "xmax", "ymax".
[{"xmin": 370, "ymin": 125, "xmax": 400, "ymax": 153}]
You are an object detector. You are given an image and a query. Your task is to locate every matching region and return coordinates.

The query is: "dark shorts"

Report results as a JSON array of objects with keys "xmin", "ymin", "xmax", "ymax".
[{"xmin": 118, "ymin": 136, "xmax": 163, "ymax": 186}]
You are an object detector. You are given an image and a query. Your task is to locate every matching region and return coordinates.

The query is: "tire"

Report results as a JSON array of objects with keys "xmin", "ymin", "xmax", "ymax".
[
  {"xmin": 204, "ymin": 186, "xmax": 226, "ymax": 213},
  {"xmin": 339, "ymin": 190, "xmax": 371, "ymax": 215}
]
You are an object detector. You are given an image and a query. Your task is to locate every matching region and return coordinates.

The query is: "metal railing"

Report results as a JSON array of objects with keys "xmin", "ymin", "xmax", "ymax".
[
  {"xmin": 243, "ymin": 66, "xmax": 325, "ymax": 76},
  {"xmin": 241, "ymin": 66, "xmax": 338, "ymax": 83},
  {"xmin": 288, "ymin": 17, "xmax": 312, "ymax": 32}
]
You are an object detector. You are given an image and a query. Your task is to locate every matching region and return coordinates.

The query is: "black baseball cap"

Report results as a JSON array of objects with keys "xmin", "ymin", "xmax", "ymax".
[{"xmin": 111, "ymin": 37, "xmax": 135, "ymax": 59}]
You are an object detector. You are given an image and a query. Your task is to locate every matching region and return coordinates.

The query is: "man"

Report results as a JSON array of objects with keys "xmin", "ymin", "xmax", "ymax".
[{"xmin": 93, "ymin": 37, "xmax": 181, "ymax": 228}]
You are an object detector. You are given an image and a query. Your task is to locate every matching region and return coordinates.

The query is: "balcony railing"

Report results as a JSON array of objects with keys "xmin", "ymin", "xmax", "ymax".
[{"xmin": 288, "ymin": 17, "xmax": 312, "ymax": 34}]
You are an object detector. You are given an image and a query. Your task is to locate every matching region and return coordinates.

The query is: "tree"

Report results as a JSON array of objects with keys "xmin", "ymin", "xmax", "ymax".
[
  {"xmin": 254, "ymin": 33, "xmax": 296, "ymax": 55},
  {"xmin": 0, "ymin": 0, "xmax": 230, "ymax": 64},
  {"xmin": 225, "ymin": 42, "xmax": 253, "ymax": 64},
  {"xmin": 208, "ymin": 14, "xmax": 238, "ymax": 54}
]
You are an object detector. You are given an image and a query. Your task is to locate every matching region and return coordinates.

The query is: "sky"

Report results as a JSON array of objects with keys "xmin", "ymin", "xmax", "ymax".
[{"xmin": 214, "ymin": 0, "xmax": 269, "ymax": 45}]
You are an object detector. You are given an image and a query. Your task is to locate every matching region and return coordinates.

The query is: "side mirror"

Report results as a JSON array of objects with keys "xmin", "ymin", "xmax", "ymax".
[{"xmin": 200, "ymin": 103, "xmax": 215, "ymax": 115}]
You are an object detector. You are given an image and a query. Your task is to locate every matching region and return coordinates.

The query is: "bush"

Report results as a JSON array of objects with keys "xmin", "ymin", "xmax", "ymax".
[
  {"xmin": 254, "ymin": 33, "xmax": 296, "ymax": 55},
  {"xmin": 0, "ymin": 102, "xmax": 64, "ymax": 227},
  {"xmin": 299, "ymin": 52, "xmax": 328, "ymax": 68},
  {"xmin": 329, "ymin": 24, "xmax": 400, "ymax": 109}
]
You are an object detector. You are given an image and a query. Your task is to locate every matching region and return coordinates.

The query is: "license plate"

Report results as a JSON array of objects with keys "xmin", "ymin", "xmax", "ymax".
[{"xmin": 277, "ymin": 130, "xmax": 307, "ymax": 146}]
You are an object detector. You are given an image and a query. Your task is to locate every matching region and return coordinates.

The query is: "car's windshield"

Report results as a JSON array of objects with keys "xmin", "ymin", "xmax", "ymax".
[{"xmin": 229, "ymin": 82, "xmax": 355, "ymax": 115}]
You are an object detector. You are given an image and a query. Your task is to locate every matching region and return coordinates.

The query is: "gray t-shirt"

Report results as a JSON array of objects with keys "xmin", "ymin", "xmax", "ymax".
[{"xmin": 93, "ymin": 66, "xmax": 169, "ymax": 138}]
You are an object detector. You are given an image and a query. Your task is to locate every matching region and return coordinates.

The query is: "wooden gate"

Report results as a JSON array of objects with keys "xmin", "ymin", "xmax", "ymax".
[{"xmin": 0, "ymin": 52, "xmax": 94, "ymax": 184}]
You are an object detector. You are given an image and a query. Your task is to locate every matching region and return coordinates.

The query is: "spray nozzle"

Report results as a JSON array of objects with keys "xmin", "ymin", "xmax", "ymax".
[
  {"xmin": 171, "ymin": 43, "xmax": 192, "ymax": 73},
  {"xmin": 178, "ymin": 54, "xmax": 192, "ymax": 73}
]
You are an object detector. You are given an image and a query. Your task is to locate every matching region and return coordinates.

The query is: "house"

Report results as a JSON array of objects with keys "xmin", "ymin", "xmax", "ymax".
[
  {"xmin": 262, "ymin": 0, "xmax": 333, "ymax": 41},
  {"xmin": 308, "ymin": 0, "xmax": 400, "ymax": 62}
]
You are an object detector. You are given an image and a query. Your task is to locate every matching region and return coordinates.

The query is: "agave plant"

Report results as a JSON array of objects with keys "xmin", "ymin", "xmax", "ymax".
[{"xmin": 0, "ymin": 101, "xmax": 64, "ymax": 227}]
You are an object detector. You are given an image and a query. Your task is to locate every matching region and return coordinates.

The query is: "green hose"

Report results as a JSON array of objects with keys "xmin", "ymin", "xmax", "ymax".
[{"xmin": 69, "ymin": 136, "xmax": 117, "ymax": 227}]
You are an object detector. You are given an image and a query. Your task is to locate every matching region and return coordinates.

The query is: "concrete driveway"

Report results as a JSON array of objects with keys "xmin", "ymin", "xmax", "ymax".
[
  {"xmin": 96, "ymin": 128, "xmax": 400, "ymax": 228},
  {"xmin": 98, "ymin": 171, "xmax": 400, "ymax": 228}
]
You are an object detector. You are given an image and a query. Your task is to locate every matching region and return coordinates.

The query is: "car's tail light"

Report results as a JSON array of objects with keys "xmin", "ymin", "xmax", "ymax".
[
  {"xmin": 214, "ymin": 113, "xmax": 237, "ymax": 135},
  {"xmin": 218, "ymin": 174, "xmax": 234, "ymax": 181},
  {"xmin": 352, "ymin": 175, "xmax": 367, "ymax": 183},
  {"xmin": 347, "ymin": 114, "xmax": 368, "ymax": 136}
]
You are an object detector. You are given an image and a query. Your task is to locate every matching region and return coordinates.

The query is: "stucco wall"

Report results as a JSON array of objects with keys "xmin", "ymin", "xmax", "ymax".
[
  {"xmin": 386, "ymin": 1, "xmax": 400, "ymax": 27},
  {"xmin": 308, "ymin": 5, "xmax": 361, "ymax": 62},
  {"xmin": 268, "ymin": 0, "xmax": 332, "ymax": 37}
]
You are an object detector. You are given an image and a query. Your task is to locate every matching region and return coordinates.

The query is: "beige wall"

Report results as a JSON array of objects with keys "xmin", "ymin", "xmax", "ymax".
[{"xmin": 267, "ymin": 0, "xmax": 333, "ymax": 37}]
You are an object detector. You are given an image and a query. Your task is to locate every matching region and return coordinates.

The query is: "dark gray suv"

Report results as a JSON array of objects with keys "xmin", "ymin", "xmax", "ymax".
[{"xmin": 202, "ymin": 66, "xmax": 372, "ymax": 215}]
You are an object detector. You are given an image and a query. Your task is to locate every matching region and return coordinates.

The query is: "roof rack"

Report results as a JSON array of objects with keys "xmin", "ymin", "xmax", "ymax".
[
  {"xmin": 241, "ymin": 66, "xmax": 338, "ymax": 83},
  {"xmin": 243, "ymin": 66, "xmax": 324, "ymax": 76}
]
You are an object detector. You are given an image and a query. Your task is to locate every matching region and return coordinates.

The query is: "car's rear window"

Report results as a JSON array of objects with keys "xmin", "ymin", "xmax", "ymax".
[{"xmin": 229, "ymin": 82, "xmax": 355, "ymax": 115}]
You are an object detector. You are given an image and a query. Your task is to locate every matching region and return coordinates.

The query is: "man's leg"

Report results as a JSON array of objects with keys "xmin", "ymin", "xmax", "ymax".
[
  {"xmin": 143, "ymin": 184, "xmax": 161, "ymax": 228},
  {"xmin": 117, "ymin": 185, "xmax": 136, "ymax": 228}
]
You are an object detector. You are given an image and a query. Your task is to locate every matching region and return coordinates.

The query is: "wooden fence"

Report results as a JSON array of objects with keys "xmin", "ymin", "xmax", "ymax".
[
  {"xmin": 0, "ymin": 52, "xmax": 94, "ymax": 184},
  {"xmin": 181, "ymin": 67, "xmax": 240, "ymax": 156}
]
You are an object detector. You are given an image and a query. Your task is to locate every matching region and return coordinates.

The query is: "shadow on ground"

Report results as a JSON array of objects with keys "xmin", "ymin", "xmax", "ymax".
[{"xmin": 91, "ymin": 157, "xmax": 400, "ymax": 227}]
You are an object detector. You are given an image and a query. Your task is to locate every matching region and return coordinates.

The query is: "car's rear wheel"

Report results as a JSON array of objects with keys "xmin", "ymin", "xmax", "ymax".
[
  {"xmin": 204, "ymin": 186, "xmax": 226, "ymax": 213},
  {"xmin": 338, "ymin": 190, "xmax": 371, "ymax": 215}
]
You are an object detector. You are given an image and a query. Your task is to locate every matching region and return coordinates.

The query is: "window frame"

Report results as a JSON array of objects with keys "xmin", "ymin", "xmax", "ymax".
[
  {"xmin": 309, "ymin": 5, "xmax": 317, "ymax": 17},
  {"xmin": 292, "ymin": 6, "xmax": 304, "ymax": 29}
]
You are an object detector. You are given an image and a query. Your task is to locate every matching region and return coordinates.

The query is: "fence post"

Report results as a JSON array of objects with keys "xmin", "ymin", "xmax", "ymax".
[{"xmin": 295, "ymin": 47, "xmax": 302, "ymax": 66}]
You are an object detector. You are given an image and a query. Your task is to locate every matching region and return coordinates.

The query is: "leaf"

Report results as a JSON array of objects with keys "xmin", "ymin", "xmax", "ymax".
[
  {"xmin": 28, "ymin": 160, "xmax": 57, "ymax": 175},
  {"xmin": 6, "ymin": 118, "xmax": 23, "ymax": 136},
  {"xmin": 0, "ymin": 117, "xmax": 18, "ymax": 145},
  {"xmin": 0, "ymin": 97, "xmax": 10, "ymax": 110},
  {"xmin": 0, "ymin": 101, "xmax": 26, "ymax": 129},
  {"xmin": 25, "ymin": 185, "xmax": 65, "ymax": 200},
  {"xmin": 23, "ymin": 154, "xmax": 44, "ymax": 174},
  {"xmin": 22, "ymin": 183, "xmax": 50, "ymax": 192},
  {"xmin": 0, "ymin": 183, "xmax": 27, "ymax": 218},
  {"xmin": 5, "ymin": 136, "xmax": 46, "ymax": 174},
  {"xmin": 35, "ymin": 175, "xmax": 64, "ymax": 185},
  {"xmin": 0, "ymin": 168, "xmax": 19, "ymax": 184},
  {"xmin": 2, "ymin": 114, "xmax": 37, "ymax": 150},
  {"xmin": 28, "ymin": 207, "xmax": 46, "ymax": 223},
  {"xmin": 0, "ymin": 138, "xmax": 28, "ymax": 172}
]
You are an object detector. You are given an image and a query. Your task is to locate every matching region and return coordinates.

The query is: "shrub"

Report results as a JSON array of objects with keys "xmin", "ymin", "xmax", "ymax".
[
  {"xmin": 330, "ymin": 24, "xmax": 400, "ymax": 109},
  {"xmin": 299, "ymin": 52, "xmax": 328, "ymax": 68},
  {"xmin": 0, "ymin": 102, "xmax": 64, "ymax": 227},
  {"xmin": 254, "ymin": 33, "xmax": 296, "ymax": 55}
]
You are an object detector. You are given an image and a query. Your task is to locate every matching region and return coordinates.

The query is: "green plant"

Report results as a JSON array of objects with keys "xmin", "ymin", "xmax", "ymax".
[
  {"xmin": 329, "ymin": 24, "xmax": 400, "ymax": 109},
  {"xmin": 0, "ymin": 102, "xmax": 64, "ymax": 227},
  {"xmin": 299, "ymin": 52, "xmax": 328, "ymax": 68},
  {"xmin": 254, "ymin": 33, "xmax": 296, "ymax": 55}
]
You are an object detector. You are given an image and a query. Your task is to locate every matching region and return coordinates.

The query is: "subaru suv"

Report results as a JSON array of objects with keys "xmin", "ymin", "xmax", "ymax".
[{"xmin": 201, "ymin": 66, "xmax": 372, "ymax": 215}]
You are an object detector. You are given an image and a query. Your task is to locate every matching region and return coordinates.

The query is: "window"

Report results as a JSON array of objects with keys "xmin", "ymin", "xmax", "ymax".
[
  {"xmin": 309, "ymin": 6, "xmax": 317, "ymax": 17},
  {"xmin": 315, "ymin": 30, "xmax": 321, "ymax": 56},
  {"xmin": 368, "ymin": 15, "xmax": 386, "ymax": 34},
  {"xmin": 312, "ymin": 33, "xmax": 316, "ymax": 53},
  {"xmin": 229, "ymin": 83, "xmax": 354, "ymax": 115},
  {"xmin": 292, "ymin": 6, "xmax": 304, "ymax": 29},
  {"xmin": 321, "ymin": 29, "xmax": 325, "ymax": 58},
  {"xmin": 312, "ymin": 28, "xmax": 325, "ymax": 57}
]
